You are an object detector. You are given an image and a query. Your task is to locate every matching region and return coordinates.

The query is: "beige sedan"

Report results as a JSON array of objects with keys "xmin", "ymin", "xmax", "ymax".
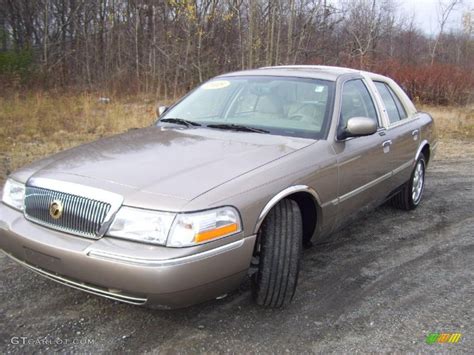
[{"xmin": 0, "ymin": 66, "xmax": 437, "ymax": 309}]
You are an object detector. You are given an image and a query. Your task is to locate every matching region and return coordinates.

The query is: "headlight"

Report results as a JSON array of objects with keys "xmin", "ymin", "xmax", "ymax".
[
  {"xmin": 2, "ymin": 178, "xmax": 25, "ymax": 211},
  {"xmin": 167, "ymin": 207, "xmax": 241, "ymax": 247},
  {"xmin": 107, "ymin": 207, "xmax": 175, "ymax": 245},
  {"xmin": 107, "ymin": 206, "xmax": 241, "ymax": 247}
]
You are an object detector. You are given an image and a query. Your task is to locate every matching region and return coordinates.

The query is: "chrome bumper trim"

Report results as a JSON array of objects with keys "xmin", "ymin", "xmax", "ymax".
[
  {"xmin": 87, "ymin": 239, "xmax": 246, "ymax": 267},
  {"xmin": 1, "ymin": 250, "xmax": 147, "ymax": 305}
]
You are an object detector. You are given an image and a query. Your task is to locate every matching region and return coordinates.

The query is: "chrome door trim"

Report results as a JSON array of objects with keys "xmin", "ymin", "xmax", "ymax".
[
  {"xmin": 329, "ymin": 171, "xmax": 392, "ymax": 206},
  {"xmin": 392, "ymin": 159, "xmax": 414, "ymax": 175},
  {"xmin": 328, "ymin": 159, "xmax": 414, "ymax": 206},
  {"xmin": 383, "ymin": 115, "xmax": 419, "ymax": 131},
  {"xmin": 87, "ymin": 239, "xmax": 245, "ymax": 267}
]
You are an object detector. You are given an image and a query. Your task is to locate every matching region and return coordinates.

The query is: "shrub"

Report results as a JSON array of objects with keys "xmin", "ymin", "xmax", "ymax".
[{"xmin": 372, "ymin": 60, "xmax": 473, "ymax": 106}]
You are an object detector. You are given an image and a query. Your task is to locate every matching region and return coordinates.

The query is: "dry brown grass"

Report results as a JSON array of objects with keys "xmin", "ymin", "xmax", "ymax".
[
  {"xmin": 0, "ymin": 92, "xmax": 163, "ymax": 183},
  {"xmin": 418, "ymin": 104, "xmax": 474, "ymax": 160},
  {"xmin": 0, "ymin": 94, "xmax": 473, "ymax": 184},
  {"xmin": 419, "ymin": 104, "xmax": 474, "ymax": 140}
]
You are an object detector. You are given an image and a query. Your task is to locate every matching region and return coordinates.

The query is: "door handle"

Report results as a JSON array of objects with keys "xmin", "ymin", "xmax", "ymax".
[
  {"xmin": 382, "ymin": 139, "xmax": 392, "ymax": 153},
  {"xmin": 412, "ymin": 129, "xmax": 419, "ymax": 140}
]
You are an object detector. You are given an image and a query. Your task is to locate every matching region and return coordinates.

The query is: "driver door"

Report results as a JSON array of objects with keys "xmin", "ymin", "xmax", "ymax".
[{"xmin": 332, "ymin": 79, "xmax": 391, "ymax": 224}]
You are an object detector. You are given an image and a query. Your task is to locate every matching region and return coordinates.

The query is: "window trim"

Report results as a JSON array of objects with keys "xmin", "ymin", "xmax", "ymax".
[
  {"xmin": 371, "ymin": 79, "xmax": 414, "ymax": 129},
  {"xmin": 386, "ymin": 84, "xmax": 407, "ymax": 120},
  {"xmin": 335, "ymin": 77, "xmax": 383, "ymax": 141},
  {"xmin": 160, "ymin": 75, "xmax": 337, "ymax": 140},
  {"xmin": 373, "ymin": 81, "xmax": 402, "ymax": 124},
  {"xmin": 373, "ymin": 80, "xmax": 408, "ymax": 125}
]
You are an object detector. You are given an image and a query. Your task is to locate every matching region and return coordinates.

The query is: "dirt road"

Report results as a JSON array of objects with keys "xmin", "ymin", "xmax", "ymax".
[{"xmin": 1, "ymin": 153, "xmax": 473, "ymax": 353}]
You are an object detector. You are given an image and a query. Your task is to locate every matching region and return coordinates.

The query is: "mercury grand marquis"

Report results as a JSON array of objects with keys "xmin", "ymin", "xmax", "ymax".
[{"xmin": 0, "ymin": 66, "xmax": 437, "ymax": 309}]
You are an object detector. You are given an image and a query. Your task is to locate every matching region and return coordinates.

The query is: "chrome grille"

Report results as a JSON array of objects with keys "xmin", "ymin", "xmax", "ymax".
[{"xmin": 24, "ymin": 186, "xmax": 111, "ymax": 238}]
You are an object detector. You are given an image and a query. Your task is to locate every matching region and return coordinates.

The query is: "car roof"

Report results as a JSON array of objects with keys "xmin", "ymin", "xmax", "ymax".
[{"xmin": 218, "ymin": 65, "xmax": 366, "ymax": 81}]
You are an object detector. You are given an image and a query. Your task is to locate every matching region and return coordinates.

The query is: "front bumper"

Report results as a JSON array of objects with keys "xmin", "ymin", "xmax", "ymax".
[{"xmin": 0, "ymin": 203, "xmax": 256, "ymax": 309}]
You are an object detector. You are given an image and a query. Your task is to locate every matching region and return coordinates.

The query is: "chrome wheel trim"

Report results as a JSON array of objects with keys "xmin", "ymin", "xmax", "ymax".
[{"xmin": 412, "ymin": 160, "xmax": 425, "ymax": 204}]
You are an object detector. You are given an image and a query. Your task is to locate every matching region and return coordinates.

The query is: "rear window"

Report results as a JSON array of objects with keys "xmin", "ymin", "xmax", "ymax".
[{"xmin": 374, "ymin": 81, "xmax": 407, "ymax": 124}]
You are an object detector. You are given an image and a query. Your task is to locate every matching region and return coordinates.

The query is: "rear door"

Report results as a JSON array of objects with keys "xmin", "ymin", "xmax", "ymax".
[{"xmin": 371, "ymin": 80, "xmax": 419, "ymax": 190}]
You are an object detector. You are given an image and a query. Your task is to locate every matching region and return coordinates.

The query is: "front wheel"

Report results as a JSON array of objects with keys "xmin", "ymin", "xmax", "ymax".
[
  {"xmin": 391, "ymin": 153, "xmax": 426, "ymax": 210},
  {"xmin": 252, "ymin": 198, "xmax": 303, "ymax": 308}
]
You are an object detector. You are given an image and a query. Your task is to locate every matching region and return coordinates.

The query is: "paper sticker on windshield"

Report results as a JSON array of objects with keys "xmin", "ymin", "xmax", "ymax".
[
  {"xmin": 314, "ymin": 85, "xmax": 325, "ymax": 93},
  {"xmin": 202, "ymin": 80, "xmax": 230, "ymax": 90}
]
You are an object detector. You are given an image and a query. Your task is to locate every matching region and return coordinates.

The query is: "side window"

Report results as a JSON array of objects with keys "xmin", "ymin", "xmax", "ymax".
[
  {"xmin": 374, "ymin": 81, "xmax": 408, "ymax": 124},
  {"xmin": 340, "ymin": 79, "xmax": 378, "ymax": 129}
]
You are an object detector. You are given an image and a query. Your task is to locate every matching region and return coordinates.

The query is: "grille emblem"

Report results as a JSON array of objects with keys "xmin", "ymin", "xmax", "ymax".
[
  {"xmin": 49, "ymin": 200, "xmax": 64, "ymax": 219},
  {"xmin": 24, "ymin": 182, "xmax": 119, "ymax": 239}
]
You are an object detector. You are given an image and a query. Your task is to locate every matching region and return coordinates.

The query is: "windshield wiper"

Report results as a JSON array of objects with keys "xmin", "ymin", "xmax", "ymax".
[
  {"xmin": 206, "ymin": 123, "xmax": 269, "ymax": 134},
  {"xmin": 160, "ymin": 118, "xmax": 202, "ymax": 127}
]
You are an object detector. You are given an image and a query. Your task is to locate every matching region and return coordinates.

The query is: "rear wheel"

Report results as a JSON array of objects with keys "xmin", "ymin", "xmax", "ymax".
[
  {"xmin": 252, "ymin": 198, "xmax": 303, "ymax": 308},
  {"xmin": 391, "ymin": 153, "xmax": 426, "ymax": 210}
]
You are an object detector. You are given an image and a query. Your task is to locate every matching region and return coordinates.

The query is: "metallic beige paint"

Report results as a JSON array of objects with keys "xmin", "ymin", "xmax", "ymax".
[{"xmin": 0, "ymin": 66, "xmax": 437, "ymax": 308}]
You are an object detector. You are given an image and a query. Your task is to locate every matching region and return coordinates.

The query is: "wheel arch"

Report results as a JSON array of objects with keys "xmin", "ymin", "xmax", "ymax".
[
  {"xmin": 253, "ymin": 185, "xmax": 321, "ymax": 243},
  {"xmin": 415, "ymin": 140, "xmax": 431, "ymax": 166}
]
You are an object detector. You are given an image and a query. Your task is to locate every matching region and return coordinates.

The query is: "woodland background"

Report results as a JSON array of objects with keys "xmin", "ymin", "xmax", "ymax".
[
  {"xmin": 0, "ymin": 0, "xmax": 473, "ymax": 183},
  {"xmin": 0, "ymin": 0, "xmax": 473, "ymax": 104}
]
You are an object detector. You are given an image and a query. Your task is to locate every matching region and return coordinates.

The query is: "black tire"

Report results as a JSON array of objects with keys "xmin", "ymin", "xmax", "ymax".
[
  {"xmin": 391, "ymin": 153, "xmax": 426, "ymax": 210},
  {"xmin": 253, "ymin": 198, "xmax": 303, "ymax": 308}
]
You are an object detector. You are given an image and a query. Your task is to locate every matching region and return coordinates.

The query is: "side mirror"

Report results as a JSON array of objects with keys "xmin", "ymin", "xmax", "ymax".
[
  {"xmin": 156, "ymin": 105, "xmax": 169, "ymax": 117},
  {"xmin": 338, "ymin": 117, "xmax": 377, "ymax": 140}
]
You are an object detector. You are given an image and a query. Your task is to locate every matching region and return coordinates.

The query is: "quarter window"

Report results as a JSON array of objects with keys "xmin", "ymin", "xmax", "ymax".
[
  {"xmin": 340, "ymin": 79, "xmax": 378, "ymax": 129},
  {"xmin": 374, "ymin": 81, "xmax": 408, "ymax": 124}
]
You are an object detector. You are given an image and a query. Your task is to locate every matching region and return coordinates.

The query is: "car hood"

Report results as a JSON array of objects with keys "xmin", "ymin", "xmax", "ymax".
[{"xmin": 22, "ymin": 127, "xmax": 314, "ymax": 210}]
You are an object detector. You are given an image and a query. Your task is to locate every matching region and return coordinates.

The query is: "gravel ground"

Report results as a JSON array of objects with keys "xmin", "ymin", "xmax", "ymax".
[{"xmin": 0, "ymin": 154, "xmax": 473, "ymax": 353}]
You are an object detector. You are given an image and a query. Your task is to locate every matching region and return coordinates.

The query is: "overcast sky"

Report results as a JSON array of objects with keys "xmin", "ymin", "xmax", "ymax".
[{"xmin": 399, "ymin": 0, "xmax": 473, "ymax": 34}]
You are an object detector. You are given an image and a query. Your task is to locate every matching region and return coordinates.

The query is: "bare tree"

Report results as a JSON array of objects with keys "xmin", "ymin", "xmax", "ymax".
[
  {"xmin": 344, "ymin": 0, "xmax": 395, "ymax": 68},
  {"xmin": 0, "ymin": 0, "xmax": 471, "ymax": 104},
  {"xmin": 430, "ymin": 0, "xmax": 462, "ymax": 65}
]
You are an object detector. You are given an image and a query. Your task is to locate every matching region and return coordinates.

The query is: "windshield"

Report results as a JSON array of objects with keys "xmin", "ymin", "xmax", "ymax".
[{"xmin": 160, "ymin": 76, "xmax": 335, "ymax": 139}]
